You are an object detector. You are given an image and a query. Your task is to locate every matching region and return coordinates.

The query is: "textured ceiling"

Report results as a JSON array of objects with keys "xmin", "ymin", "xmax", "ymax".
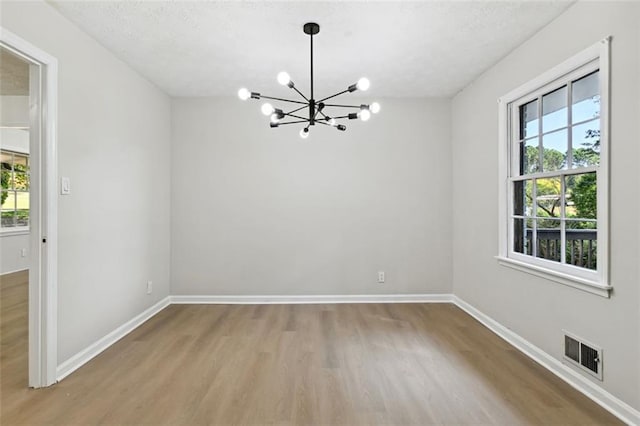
[
  {"xmin": 0, "ymin": 48, "xmax": 30, "ymax": 96},
  {"xmin": 49, "ymin": 1, "xmax": 573, "ymax": 98}
]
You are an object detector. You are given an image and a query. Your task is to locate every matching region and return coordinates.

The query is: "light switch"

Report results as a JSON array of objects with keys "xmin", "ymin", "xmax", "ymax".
[{"xmin": 61, "ymin": 177, "xmax": 71, "ymax": 195}]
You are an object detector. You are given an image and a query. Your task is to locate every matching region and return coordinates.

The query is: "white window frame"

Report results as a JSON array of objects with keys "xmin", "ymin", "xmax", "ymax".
[
  {"xmin": 1, "ymin": 148, "xmax": 30, "ymax": 235},
  {"xmin": 497, "ymin": 38, "xmax": 611, "ymax": 298}
]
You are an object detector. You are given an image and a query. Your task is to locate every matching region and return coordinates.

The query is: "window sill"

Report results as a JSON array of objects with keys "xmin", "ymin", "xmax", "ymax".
[
  {"xmin": 0, "ymin": 228, "xmax": 30, "ymax": 237},
  {"xmin": 495, "ymin": 256, "xmax": 611, "ymax": 298}
]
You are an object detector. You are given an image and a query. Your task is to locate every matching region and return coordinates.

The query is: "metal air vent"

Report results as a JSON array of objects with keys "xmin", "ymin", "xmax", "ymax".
[{"xmin": 563, "ymin": 331, "xmax": 602, "ymax": 380}]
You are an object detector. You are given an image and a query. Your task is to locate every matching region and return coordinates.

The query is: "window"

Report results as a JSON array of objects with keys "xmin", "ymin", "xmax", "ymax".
[
  {"xmin": 1, "ymin": 149, "xmax": 30, "ymax": 230},
  {"xmin": 498, "ymin": 39, "xmax": 610, "ymax": 297}
]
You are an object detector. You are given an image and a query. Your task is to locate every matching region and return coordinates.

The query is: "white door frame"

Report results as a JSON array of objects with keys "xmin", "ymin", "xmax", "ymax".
[{"xmin": 1, "ymin": 27, "xmax": 58, "ymax": 387}]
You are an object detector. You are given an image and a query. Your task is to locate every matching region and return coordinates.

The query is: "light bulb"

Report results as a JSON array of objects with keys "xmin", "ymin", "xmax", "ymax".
[
  {"xmin": 300, "ymin": 128, "xmax": 310, "ymax": 139},
  {"xmin": 238, "ymin": 88, "xmax": 250, "ymax": 101},
  {"xmin": 261, "ymin": 103, "xmax": 274, "ymax": 116},
  {"xmin": 370, "ymin": 102, "xmax": 381, "ymax": 114},
  {"xmin": 329, "ymin": 118, "xmax": 336, "ymax": 126},
  {"xmin": 270, "ymin": 113, "xmax": 280, "ymax": 123},
  {"xmin": 277, "ymin": 71, "xmax": 291, "ymax": 86},
  {"xmin": 356, "ymin": 77, "xmax": 370, "ymax": 91},
  {"xmin": 360, "ymin": 109, "xmax": 371, "ymax": 121}
]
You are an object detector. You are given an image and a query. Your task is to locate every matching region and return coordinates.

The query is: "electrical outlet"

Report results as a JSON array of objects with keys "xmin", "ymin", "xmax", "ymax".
[
  {"xmin": 378, "ymin": 271, "xmax": 385, "ymax": 283},
  {"xmin": 21, "ymin": 248, "xmax": 27, "ymax": 257},
  {"xmin": 146, "ymin": 281, "xmax": 153, "ymax": 294}
]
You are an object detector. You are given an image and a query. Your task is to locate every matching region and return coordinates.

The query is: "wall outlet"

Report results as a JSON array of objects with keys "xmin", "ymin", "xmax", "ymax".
[
  {"xmin": 378, "ymin": 271, "xmax": 385, "ymax": 283},
  {"xmin": 21, "ymin": 248, "xmax": 27, "ymax": 257},
  {"xmin": 146, "ymin": 281, "xmax": 153, "ymax": 294}
]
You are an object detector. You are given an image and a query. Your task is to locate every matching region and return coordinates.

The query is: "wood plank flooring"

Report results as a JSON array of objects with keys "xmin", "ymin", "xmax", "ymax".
[
  {"xmin": 1, "ymin": 270, "xmax": 620, "ymax": 424},
  {"xmin": 1, "ymin": 269, "xmax": 29, "ymax": 418}
]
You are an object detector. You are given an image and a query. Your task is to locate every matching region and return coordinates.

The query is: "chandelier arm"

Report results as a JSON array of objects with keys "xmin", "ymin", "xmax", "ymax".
[
  {"xmin": 284, "ymin": 113, "xmax": 308, "ymax": 120},
  {"xmin": 317, "ymin": 89, "xmax": 349, "ymax": 103},
  {"xmin": 312, "ymin": 105, "xmax": 329, "ymax": 123},
  {"xmin": 317, "ymin": 110, "xmax": 330, "ymax": 121},
  {"xmin": 313, "ymin": 102, "xmax": 330, "ymax": 121},
  {"xmin": 259, "ymin": 95, "xmax": 307, "ymax": 105},
  {"xmin": 323, "ymin": 103, "xmax": 362, "ymax": 108},
  {"xmin": 285, "ymin": 105, "xmax": 308, "ymax": 115},
  {"xmin": 328, "ymin": 115, "xmax": 351, "ymax": 120},
  {"xmin": 274, "ymin": 119, "xmax": 311, "ymax": 126},
  {"xmin": 314, "ymin": 120, "xmax": 332, "ymax": 126},
  {"xmin": 291, "ymin": 86, "xmax": 310, "ymax": 103}
]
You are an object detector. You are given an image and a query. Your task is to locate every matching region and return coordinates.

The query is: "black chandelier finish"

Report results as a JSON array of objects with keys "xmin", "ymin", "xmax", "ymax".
[{"xmin": 237, "ymin": 22, "xmax": 380, "ymax": 138}]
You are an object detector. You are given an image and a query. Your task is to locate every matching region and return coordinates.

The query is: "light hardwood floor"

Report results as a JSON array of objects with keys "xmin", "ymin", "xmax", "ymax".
[
  {"xmin": 1, "ymin": 270, "xmax": 29, "ymax": 416},
  {"xmin": 1, "ymin": 270, "xmax": 620, "ymax": 425}
]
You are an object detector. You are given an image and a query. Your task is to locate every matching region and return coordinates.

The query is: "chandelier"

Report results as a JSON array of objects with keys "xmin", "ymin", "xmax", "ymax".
[{"xmin": 237, "ymin": 22, "xmax": 380, "ymax": 139}]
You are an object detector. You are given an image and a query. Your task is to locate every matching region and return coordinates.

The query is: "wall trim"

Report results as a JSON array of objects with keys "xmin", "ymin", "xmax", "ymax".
[
  {"xmin": 56, "ymin": 296, "xmax": 171, "ymax": 381},
  {"xmin": 170, "ymin": 293, "xmax": 454, "ymax": 305},
  {"xmin": 0, "ymin": 268, "xmax": 29, "ymax": 276},
  {"xmin": 452, "ymin": 296, "xmax": 640, "ymax": 426}
]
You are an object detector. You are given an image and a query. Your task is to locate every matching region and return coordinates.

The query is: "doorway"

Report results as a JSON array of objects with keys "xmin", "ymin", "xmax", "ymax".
[
  {"xmin": 0, "ymin": 28, "xmax": 58, "ymax": 388},
  {"xmin": 0, "ymin": 45, "xmax": 32, "ymax": 401}
]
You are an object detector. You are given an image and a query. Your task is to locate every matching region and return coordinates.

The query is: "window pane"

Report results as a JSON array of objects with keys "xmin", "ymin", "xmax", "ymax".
[
  {"xmin": 15, "ymin": 191, "xmax": 29, "ymax": 212},
  {"xmin": 11, "ymin": 172, "xmax": 29, "ymax": 191},
  {"xmin": 536, "ymin": 177, "xmax": 562, "ymax": 218},
  {"xmin": 1, "ymin": 189, "xmax": 16, "ymax": 227},
  {"xmin": 542, "ymin": 129, "xmax": 568, "ymax": 171},
  {"xmin": 514, "ymin": 180, "xmax": 534, "ymax": 216},
  {"xmin": 1, "ymin": 190, "xmax": 15, "ymax": 209},
  {"xmin": 566, "ymin": 221, "xmax": 597, "ymax": 270},
  {"xmin": 536, "ymin": 219, "xmax": 561, "ymax": 262},
  {"xmin": 1, "ymin": 210, "xmax": 16, "ymax": 227},
  {"xmin": 572, "ymin": 119, "xmax": 600, "ymax": 168},
  {"xmin": 13, "ymin": 154, "xmax": 28, "ymax": 170},
  {"xmin": 565, "ymin": 173, "xmax": 597, "ymax": 219},
  {"xmin": 1, "ymin": 151, "xmax": 13, "ymax": 167},
  {"xmin": 1, "ymin": 190, "xmax": 10, "ymax": 208},
  {"xmin": 542, "ymin": 86, "xmax": 567, "ymax": 133},
  {"xmin": 522, "ymin": 138, "xmax": 540, "ymax": 174},
  {"xmin": 519, "ymin": 99, "xmax": 539, "ymax": 139},
  {"xmin": 572, "ymin": 71, "xmax": 600, "ymax": 123},
  {"xmin": 15, "ymin": 210, "xmax": 29, "ymax": 226},
  {"xmin": 514, "ymin": 218, "xmax": 533, "ymax": 255}
]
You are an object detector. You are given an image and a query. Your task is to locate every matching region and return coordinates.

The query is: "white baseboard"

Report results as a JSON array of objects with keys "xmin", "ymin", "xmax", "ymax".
[
  {"xmin": 170, "ymin": 293, "xmax": 454, "ymax": 305},
  {"xmin": 0, "ymin": 267, "xmax": 29, "ymax": 276},
  {"xmin": 56, "ymin": 296, "xmax": 171, "ymax": 381},
  {"xmin": 452, "ymin": 296, "xmax": 640, "ymax": 426}
]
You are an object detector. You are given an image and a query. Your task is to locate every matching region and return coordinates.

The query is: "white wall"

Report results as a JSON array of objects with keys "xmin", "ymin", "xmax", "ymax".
[
  {"xmin": 451, "ymin": 2, "xmax": 639, "ymax": 411},
  {"xmin": 171, "ymin": 98, "xmax": 452, "ymax": 296},
  {"xmin": 1, "ymin": 1, "xmax": 172, "ymax": 364},
  {"xmin": 0, "ymin": 233, "xmax": 29, "ymax": 274}
]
